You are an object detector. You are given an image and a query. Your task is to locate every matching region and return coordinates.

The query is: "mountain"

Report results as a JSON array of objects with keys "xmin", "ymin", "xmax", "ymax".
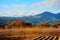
[
  {"xmin": 0, "ymin": 12, "xmax": 60, "ymax": 24},
  {"xmin": 33, "ymin": 12, "xmax": 60, "ymax": 24},
  {"xmin": 17, "ymin": 12, "xmax": 60, "ymax": 24}
]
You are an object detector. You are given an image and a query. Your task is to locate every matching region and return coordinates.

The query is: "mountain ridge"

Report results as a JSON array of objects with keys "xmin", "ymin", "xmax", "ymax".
[{"xmin": 0, "ymin": 12, "xmax": 60, "ymax": 24}]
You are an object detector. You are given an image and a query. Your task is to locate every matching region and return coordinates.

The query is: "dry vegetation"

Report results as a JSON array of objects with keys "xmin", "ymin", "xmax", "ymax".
[
  {"xmin": 0, "ymin": 27, "xmax": 60, "ymax": 40},
  {"xmin": 0, "ymin": 20, "xmax": 60, "ymax": 40}
]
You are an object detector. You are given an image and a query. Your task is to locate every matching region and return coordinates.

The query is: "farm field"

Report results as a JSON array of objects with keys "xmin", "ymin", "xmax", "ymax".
[{"xmin": 0, "ymin": 27, "xmax": 60, "ymax": 40}]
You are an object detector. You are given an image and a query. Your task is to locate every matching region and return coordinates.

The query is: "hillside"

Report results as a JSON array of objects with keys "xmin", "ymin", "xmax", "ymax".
[{"xmin": 0, "ymin": 12, "xmax": 60, "ymax": 24}]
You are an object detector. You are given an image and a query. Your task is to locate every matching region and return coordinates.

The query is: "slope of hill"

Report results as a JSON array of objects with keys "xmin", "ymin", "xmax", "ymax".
[
  {"xmin": 0, "ymin": 12, "xmax": 60, "ymax": 24},
  {"xmin": 21, "ymin": 12, "xmax": 60, "ymax": 24}
]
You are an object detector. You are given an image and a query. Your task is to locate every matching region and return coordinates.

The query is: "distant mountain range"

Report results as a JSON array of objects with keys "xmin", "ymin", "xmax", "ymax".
[{"xmin": 0, "ymin": 12, "xmax": 60, "ymax": 24}]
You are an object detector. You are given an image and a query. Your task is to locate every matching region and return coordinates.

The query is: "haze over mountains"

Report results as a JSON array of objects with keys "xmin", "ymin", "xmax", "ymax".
[{"xmin": 0, "ymin": 12, "xmax": 60, "ymax": 24}]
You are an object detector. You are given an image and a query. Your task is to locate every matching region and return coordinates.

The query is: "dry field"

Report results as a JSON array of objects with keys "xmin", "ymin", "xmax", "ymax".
[{"xmin": 0, "ymin": 27, "xmax": 60, "ymax": 40}]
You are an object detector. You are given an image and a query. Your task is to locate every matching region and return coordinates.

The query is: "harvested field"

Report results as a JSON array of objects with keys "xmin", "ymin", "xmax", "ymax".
[{"xmin": 0, "ymin": 27, "xmax": 60, "ymax": 40}]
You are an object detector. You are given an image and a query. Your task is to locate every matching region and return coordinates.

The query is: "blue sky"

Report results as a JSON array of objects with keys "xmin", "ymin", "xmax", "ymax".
[
  {"xmin": 0, "ymin": 0, "xmax": 60, "ymax": 17},
  {"xmin": 0, "ymin": 0, "xmax": 43, "ymax": 4}
]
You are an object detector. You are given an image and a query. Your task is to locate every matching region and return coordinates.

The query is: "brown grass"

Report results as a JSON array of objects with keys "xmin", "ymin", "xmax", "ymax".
[{"xmin": 0, "ymin": 27, "xmax": 60, "ymax": 40}]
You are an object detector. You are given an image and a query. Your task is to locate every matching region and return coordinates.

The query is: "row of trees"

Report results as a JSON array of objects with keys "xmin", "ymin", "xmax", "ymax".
[
  {"xmin": 0, "ymin": 20, "xmax": 60, "ymax": 29},
  {"xmin": 37, "ymin": 22, "xmax": 60, "ymax": 28}
]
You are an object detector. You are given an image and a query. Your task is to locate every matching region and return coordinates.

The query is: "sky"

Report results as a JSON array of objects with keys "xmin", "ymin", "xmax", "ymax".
[{"xmin": 0, "ymin": 0, "xmax": 60, "ymax": 17}]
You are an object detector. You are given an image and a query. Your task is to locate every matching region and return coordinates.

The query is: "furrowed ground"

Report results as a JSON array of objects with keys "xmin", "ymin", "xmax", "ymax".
[{"xmin": 0, "ymin": 27, "xmax": 60, "ymax": 40}]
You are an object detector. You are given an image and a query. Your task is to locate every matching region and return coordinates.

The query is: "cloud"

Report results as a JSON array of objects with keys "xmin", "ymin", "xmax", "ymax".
[
  {"xmin": 0, "ymin": 0, "xmax": 60, "ymax": 17},
  {"xmin": 26, "ymin": 10, "xmax": 44, "ymax": 16},
  {"xmin": 32, "ymin": 0, "xmax": 60, "ymax": 8},
  {"xmin": 0, "ymin": 10, "xmax": 14, "ymax": 17},
  {"xmin": 0, "ymin": 10, "xmax": 26, "ymax": 17},
  {"xmin": 0, "ymin": 4, "xmax": 27, "ymax": 10},
  {"xmin": 0, "ymin": 4, "xmax": 27, "ymax": 17},
  {"xmin": 30, "ymin": 0, "xmax": 60, "ymax": 14}
]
